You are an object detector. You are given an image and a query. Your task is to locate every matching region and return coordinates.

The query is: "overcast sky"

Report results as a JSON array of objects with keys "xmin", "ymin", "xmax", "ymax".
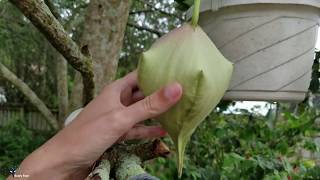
[{"xmin": 316, "ymin": 29, "xmax": 320, "ymax": 49}]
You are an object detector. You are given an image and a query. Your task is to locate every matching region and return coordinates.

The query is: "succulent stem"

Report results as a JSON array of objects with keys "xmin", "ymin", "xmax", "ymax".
[{"xmin": 191, "ymin": 0, "xmax": 201, "ymax": 27}]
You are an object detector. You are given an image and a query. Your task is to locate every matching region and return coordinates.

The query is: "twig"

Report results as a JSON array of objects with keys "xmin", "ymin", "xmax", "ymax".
[
  {"xmin": 137, "ymin": 0, "xmax": 184, "ymax": 21},
  {"xmin": 129, "ymin": 9, "xmax": 153, "ymax": 15},
  {"xmin": 127, "ymin": 22, "xmax": 164, "ymax": 37}
]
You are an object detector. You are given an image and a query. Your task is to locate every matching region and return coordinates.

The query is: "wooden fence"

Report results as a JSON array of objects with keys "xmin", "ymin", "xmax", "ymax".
[{"xmin": 0, "ymin": 105, "xmax": 57, "ymax": 131}]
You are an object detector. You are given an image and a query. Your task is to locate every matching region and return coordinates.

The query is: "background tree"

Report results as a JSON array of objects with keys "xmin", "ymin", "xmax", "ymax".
[{"xmin": 0, "ymin": 0, "xmax": 185, "ymax": 179}]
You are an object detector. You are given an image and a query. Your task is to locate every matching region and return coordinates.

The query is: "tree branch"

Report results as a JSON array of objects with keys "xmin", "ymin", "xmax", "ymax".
[
  {"xmin": 129, "ymin": 9, "xmax": 153, "ymax": 15},
  {"xmin": 0, "ymin": 61, "xmax": 58, "ymax": 130},
  {"xmin": 43, "ymin": 0, "xmax": 69, "ymax": 128},
  {"xmin": 104, "ymin": 139, "xmax": 170, "ymax": 166},
  {"xmin": 86, "ymin": 139, "xmax": 170, "ymax": 179},
  {"xmin": 127, "ymin": 22, "xmax": 164, "ymax": 37},
  {"xmin": 86, "ymin": 159, "xmax": 111, "ymax": 180},
  {"xmin": 131, "ymin": 139, "xmax": 170, "ymax": 161},
  {"xmin": 137, "ymin": 0, "xmax": 184, "ymax": 21},
  {"xmin": 9, "ymin": 0, "xmax": 94, "ymax": 105},
  {"xmin": 115, "ymin": 153, "xmax": 159, "ymax": 180},
  {"xmin": 44, "ymin": 0, "xmax": 60, "ymax": 21}
]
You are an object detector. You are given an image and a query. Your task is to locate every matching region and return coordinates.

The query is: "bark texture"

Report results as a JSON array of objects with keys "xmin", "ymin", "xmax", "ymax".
[
  {"xmin": 86, "ymin": 139, "xmax": 170, "ymax": 180},
  {"xmin": 86, "ymin": 159, "xmax": 111, "ymax": 180},
  {"xmin": 70, "ymin": 0, "xmax": 131, "ymax": 108},
  {"xmin": 81, "ymin": 0, "xmax": 131, "ymax": 95},
  {"xmin": 115, "ymin": 153, "xmax": 158, "ymax": 180},
  {"xmin": 0, "ymin": 62, "xmax": 58, "ymax": 129},
  {"xmin": 69, "ymin": 72, "xmax": 83, "ymax": 111},
  {"xmin": 56, "ymin": 55, "xmax": 69, "ymax": 127},
  {"xmin": 10, "ymin": 0, "xmax": 95, "ymax": 105},
  {"xmin": 45, "ymin": 0, "xmax": 69, "ymax": 127}
]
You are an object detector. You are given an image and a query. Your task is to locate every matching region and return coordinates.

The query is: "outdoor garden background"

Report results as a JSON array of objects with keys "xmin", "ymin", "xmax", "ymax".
[{"xmin": 0, "ymin": 0, "xmax": 320, "ymax": 179}]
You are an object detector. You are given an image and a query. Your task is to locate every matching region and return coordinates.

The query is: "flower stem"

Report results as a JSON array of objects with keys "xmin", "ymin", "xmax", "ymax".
[{"xmin": 191, "ymin": 0, "xmax": 201, "ymax": 27}]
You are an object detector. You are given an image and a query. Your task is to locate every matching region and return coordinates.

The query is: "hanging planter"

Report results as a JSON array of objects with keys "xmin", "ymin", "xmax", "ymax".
[{"xmin": 188, "ymin": 0, "xmax": 320, "ymax": 101}]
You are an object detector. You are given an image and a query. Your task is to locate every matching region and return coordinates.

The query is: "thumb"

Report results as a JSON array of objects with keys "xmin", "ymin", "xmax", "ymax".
[{"xmin": 123, "ymin": 82, "xmax": 182, "ymax": 124}]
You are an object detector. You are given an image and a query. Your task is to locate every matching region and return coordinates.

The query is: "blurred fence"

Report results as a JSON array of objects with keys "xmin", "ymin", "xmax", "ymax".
[{"xmin": 0, "ymin": 105, "xmax": 57, "ymax": 130}]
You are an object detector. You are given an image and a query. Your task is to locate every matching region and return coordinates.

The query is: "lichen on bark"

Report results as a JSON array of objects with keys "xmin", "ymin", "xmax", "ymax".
[
  {"xmin": 86, "ymin": 159, "xmax": 111, "ymax": 180},
  {"xmin": 116, "ymin": 153, "xmax": 146, "ymax": 180}
]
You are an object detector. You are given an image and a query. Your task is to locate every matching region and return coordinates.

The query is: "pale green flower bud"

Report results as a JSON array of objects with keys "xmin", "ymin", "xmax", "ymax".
[{"xmin": 138, "ymin": 22, "xmax": 233, "ymax": 177}]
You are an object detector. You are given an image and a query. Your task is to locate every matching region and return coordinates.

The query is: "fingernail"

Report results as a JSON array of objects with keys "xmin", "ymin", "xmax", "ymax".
[{"xmin": 164, "ymin": 82, "xmax": 182, "ymax": 100}]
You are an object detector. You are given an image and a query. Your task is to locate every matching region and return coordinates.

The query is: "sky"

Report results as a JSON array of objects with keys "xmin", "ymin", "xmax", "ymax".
[{"xmin": 316, "ymin": 29, "xmax": 320, "ymax": 50}]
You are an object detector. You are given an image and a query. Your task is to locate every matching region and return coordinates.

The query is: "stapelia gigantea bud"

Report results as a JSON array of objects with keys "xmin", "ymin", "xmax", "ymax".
[{"xmin": 138, "ymin": 23, "xmax": 233, "ymax": 176}]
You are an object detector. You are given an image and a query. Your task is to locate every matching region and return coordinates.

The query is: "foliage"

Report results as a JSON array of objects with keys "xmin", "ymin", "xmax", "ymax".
[
  {"xmin": 174, "ymin": 0, "xmax": 193, "ymax": 10},
  {"xmin": 146, "ymin": 111, "xmax": 320, "ymax": 179},
  {"xmin": 309, "ymin": 51, "xmax": 320, "ymax": 93},
  {"xmin": 0, "ymin": 118, "xmax": 54, "ymax": 177},
  {"xmin": 0, "ymin": 1, "xmax": 60, "ymax": 107}
]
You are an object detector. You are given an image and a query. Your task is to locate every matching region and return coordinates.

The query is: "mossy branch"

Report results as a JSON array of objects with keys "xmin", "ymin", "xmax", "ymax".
[
  {"xmin": 9, "ymin": 0, "xmax": 95, "ymax": 105},
  {"xmin": 86, "ymin": 139, "xmax": 170, "ymax": 180},
  {"xmin": 86, "ymin": 159, "xmax": 111, "ymax": 180},
  {"xmin": 116, "ymin": 153, "xmax": 157, "ymax": 180}
]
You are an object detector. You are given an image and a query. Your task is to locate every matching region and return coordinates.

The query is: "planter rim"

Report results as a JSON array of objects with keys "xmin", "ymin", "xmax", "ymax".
[{"xmin": 192, "ymin": 0, "xmax": 320, "ymax": 13}]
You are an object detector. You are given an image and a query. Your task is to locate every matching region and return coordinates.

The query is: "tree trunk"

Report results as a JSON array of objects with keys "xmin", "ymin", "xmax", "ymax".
[
  {"xmin": 81, "ymin": 0, "xmax": 131, "ymax": 95},
  {"xmin": 69, "ymin": 72, "xmax": 83, "ymax": 111},
  {"xmin": 0, "ymin": 61, "xmax": 58, "ymax": 130},
  {"xmin": 69, "ymin": 0, "xmax": 131, "ymax": 109},
  {"xmin": 57, "ymin": 54, "xmax": 69, "ymax": 127}
]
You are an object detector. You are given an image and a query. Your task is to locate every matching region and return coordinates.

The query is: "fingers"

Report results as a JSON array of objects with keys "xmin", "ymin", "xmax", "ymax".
[
  {"xmin": 120, "ymin": 85, "xmax": 134, "ymax": 106},
  {"xmin": 120, "ymin": 87, "xmax": 145, "ymax": 106},
  {"xmin": 131, "ymin": 91, "xmax": 145, "ymax": 103},
  {"xmin": 123, "ymin": 126, "xmax": 167, "ymax": 140},
  {"xmin": 123, "ymin": 82, "xmax": 182, "ymax": 123},
  {"xmin": 115, "ymin": 70, "xmax": 138, "ymax": 91}
]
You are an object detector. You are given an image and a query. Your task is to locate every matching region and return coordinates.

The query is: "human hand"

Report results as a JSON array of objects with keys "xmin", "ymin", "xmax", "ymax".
[{"xmin": 10, "ymin": 71, "xmax": 182, "ymax": 180}]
